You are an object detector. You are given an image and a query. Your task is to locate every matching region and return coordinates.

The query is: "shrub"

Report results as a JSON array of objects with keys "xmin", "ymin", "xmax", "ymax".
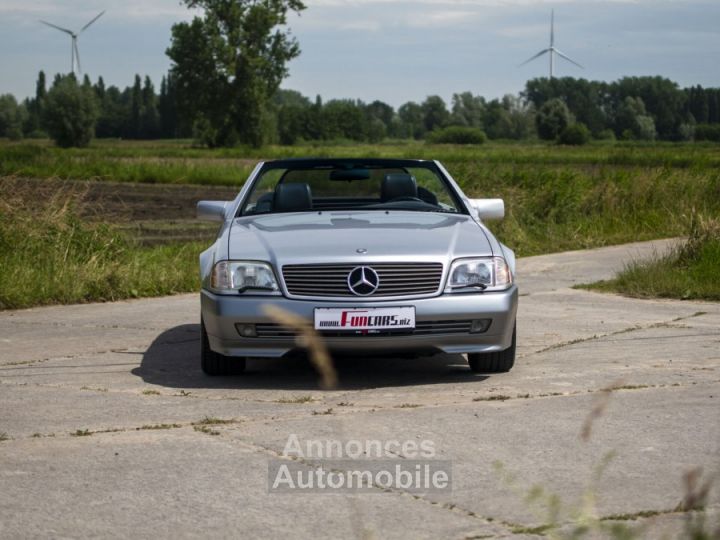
[
  {"xmin": 558, "ymin": 123, "xmax": 591, "ymax": 146},
  {"xmin": 596, "ymin": 129, "xmax": 616, "ymax": 141},
  {"xmin": 43, "ymin": 76, "xmax": 98, "ymax": 148},
  {"xmin": 695, "ymin": 124, "xmax": 720, "ymax": 142},
  {"xmin": 427, "ymin": 126, "xmax": 487, "ymax": 145}
]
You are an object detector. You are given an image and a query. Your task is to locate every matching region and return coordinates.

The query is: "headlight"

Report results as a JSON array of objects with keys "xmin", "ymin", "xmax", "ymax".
[
  {"xmin": 445, "ymin": 257, "xmax": 513, "ymax": 293},
  {"xmin": 211, "ymin": 261, "xmax": 280, "ymax": 294}
]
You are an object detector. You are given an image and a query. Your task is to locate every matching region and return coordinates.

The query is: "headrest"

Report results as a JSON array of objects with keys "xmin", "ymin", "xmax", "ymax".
[
  {"xmin": 381, "ymin": 173, "xmax": 417, "ymax": 201},
  {"xmin": 274, "ymin": 183, "xmax": 312, "ymax": 213}
]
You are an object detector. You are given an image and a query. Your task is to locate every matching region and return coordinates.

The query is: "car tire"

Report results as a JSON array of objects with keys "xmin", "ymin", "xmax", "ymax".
[
  {"xmin": 201, "ymin": 320, "xmax": 246, "ymax": 375},
  {"xmin": 467, "ymin": 324, "xmax": 516, "ymax": 373}
]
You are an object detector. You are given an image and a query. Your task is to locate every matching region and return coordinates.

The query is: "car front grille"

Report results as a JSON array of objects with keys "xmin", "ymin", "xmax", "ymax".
[
  {"xmin": 254, "ymin": 320, "xmax": 473, "ymax": 339},
  {"xmin": 282, "ymin": 263, "xmax": 444, "ymax": 298}
]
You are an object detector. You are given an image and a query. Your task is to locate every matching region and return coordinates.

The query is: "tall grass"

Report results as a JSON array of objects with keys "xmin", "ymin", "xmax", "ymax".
[
  {"xmin": 458, "ymin": 165, "xmax": 720, "ymax": 255},
  {"xmin": 579, "ymin": 215, "xmax": 720, "ymax": 300},
  {"xmin": 2, "ymin": 140, "xmax": 720, "ymax": 186},
  {"xmin": 0, "ymin": 180, "xmax": 202, "ymax": 309}
]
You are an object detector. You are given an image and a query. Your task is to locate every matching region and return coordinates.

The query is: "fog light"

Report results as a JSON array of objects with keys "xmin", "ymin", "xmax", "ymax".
[
  {"xmin": 470, "ymin": 319, "xmax": 491, "ymax": 334},
  {"xmin": 235, "ymin": 323, "xmax": 257, "ymax": 338}
]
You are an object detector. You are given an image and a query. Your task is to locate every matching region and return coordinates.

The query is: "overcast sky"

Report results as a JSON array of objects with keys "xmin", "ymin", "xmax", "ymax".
[{"xmin": 1, "ymin": 0, "xmax": 718, "ymax": 106}]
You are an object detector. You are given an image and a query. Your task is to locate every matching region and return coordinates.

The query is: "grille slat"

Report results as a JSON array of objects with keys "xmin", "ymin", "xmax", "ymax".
[
  {"xmin": 282, "ymin": 262, "xmax": 443, "ymax": 298},
  {"xmin": 254, "ymin": 320, "xmax": 473, "ymax": 339}
]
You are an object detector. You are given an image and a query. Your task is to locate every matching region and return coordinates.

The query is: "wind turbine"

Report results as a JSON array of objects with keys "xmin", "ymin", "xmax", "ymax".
[
  {"xmin": 40, "ymin": 11, "xmax": 105, "ymax": 77},
  {"xmin": 519, "ymin": 10, "xmax": 583, "ymax": 79}
]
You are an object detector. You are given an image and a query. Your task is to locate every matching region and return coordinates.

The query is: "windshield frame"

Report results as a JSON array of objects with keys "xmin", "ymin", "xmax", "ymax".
[{"xmin": 235, "ymin": 158, "xmax": 470, "ymax": 218}]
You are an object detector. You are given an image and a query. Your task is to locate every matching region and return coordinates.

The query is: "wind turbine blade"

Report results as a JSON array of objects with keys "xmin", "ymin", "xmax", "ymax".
[
  {"xmin": 519, "ymin": 49, "xmax": 550, "ymax": 67},
  {"xmin": 40, "ymin": 20, "xmax": 74, "ymax": 35},
  {"xmin": 80, "ymin": 11, "xmax": 105, "ymax": 33},
  {"xmin": 550, "ymin": 9, "xmax": 554, "ymax": 47},
  {"xmin": 74, "ymin": 40, "xmax": 82, "ymax": 74},
  {"xmin": 554, "ymin": 48, "xmax": 584, "ymax": 69}
]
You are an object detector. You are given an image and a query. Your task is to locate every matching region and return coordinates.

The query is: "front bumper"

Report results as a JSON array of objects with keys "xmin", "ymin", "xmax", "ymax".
[{"xmin": 201, "ymin": 286, "xmax": 518, "ymax": 358}]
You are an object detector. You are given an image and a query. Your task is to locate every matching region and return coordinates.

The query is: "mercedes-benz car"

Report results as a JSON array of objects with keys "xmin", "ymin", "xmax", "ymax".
[{"xmin": 197, "ymin": 158, "xmax": 518, "ymax": 375}]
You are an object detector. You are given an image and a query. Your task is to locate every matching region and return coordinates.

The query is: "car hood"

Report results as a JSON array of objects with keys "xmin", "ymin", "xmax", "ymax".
[{"xmin": 228, "ymin": 211, "xmax": 493, "ymax": 267}]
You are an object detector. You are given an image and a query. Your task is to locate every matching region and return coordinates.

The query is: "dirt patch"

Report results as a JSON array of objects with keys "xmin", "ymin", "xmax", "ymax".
[
  {"xmin": 4, "ymin": 177, "xmax": 239, "ymax": 222},
  {"xmin": 3, "ymin": 177, "xmax": 240, "ymax": 244}
]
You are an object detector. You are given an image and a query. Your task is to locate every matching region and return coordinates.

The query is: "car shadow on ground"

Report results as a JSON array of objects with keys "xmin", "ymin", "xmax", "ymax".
[{"xmin": 132, "ymin": 324, "xmax": 490, "ymax": 390}]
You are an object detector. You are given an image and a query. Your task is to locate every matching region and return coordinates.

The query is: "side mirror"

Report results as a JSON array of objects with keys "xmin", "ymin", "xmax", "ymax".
[
  {"xmin": 197, "ymin": 200, "xmax": 229, "ymax": 222},
  {"xmin": 469, "ymin": 198, "xmax": 504, "ymax": 220}
]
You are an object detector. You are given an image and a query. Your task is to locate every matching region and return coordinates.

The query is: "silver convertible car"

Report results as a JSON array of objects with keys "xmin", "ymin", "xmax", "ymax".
[{"xmin": 197, "ymin": 158, "xmax": 518, "ymax": 376}]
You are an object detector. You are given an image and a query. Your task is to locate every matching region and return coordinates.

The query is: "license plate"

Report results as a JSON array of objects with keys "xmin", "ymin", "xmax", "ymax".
[{"xmin": 314, "ymin": 307, "xmax": 415, "ymax": 331}]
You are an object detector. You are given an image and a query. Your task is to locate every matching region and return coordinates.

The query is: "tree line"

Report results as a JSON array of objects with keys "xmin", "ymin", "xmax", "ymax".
[{"xmin": 2, "ymin": 71, "xmax": 720, "ymax": 147}]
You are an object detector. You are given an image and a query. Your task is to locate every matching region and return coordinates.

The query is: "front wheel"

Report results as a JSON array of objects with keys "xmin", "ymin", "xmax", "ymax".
[
  {"xmin": 201, "ymin": 320, "xmax": 246, "ymax": 375},
  {"xmin": 468, "ymin": 324, "xmax": 516, "ymax": 373}
]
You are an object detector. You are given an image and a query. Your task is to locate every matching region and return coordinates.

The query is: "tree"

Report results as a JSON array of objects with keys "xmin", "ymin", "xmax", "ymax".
[
  {"xmin": 95, "ymin": 84, "xmax": 127, "ymax": 139},
  {"xmin": 397, "ymin": 101, "xmax": 424, "ymax": 139},
  {"xmin": 536, "ymin": 98, "xmax": 571, "ymax": 140},
  {"xmin": 129, "ymin": 74, "xmax": 143, "ymax": 138},
  {"xmin": 167, "ymin": 0, "xmax": 306, "ymax": 147},
  {"xmin": 320, "ymin": 100, "xmax": 366, "ymax": 140},
  {"xmin": 23, "ymin": 71, "xmax": 47, "ymax": 136},
  {"xmin": 421, "ymin": 95, "xmax": 449, "ymax": 133},
  {"xmin": 450, "ymin": 92, "xmax": 485, "ymax": 129},
  {"xmin": 277, "ymin": 104, "xmax": 307, "ymax": 144},
  {"xmin": 611, "ymin": 76, "xmax": 685, "ymax": 139},
  {"xmin": 615, "ymin": 97, "xmax": 656, "ymax": 140},
  {"xmin": 158, "ymin": 74, "xmax": 179, "ymax": 138},
  {"xmin": 43, "ymin": 75, "xmax": 98, "ymax": 147},
  {"xmin": 525, "ymin": 77, "xmax": 608, "ymax": 136},
  {"xmin": 365, "ymin": 100, "xmax": 394, "ymax": 129},
  {"xmin": 141, "ymin": 76, "xmax": 160, "ymax": 138},
  {"xmin": 0, "ymin": 94, "xmax": 26, "ymax": 140}
]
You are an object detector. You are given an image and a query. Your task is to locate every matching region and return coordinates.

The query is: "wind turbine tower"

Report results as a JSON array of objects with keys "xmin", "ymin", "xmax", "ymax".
[
  {"xmin": 40, "ymin": 11, "xmax": 105, "ymax": 77},
  {"xmin": 520, "ymin": 10, "xmax": 583, "ymax": 79}
]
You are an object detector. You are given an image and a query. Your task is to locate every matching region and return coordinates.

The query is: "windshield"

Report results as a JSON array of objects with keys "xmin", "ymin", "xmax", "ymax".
[{"xmin": 240, "ymin": 162, "xmax": 465, "ymax": 216}]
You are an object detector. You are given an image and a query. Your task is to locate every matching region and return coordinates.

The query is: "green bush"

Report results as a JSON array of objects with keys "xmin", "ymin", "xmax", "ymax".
[
  {"xmin": 694, "ymin": 124, "xmax": 720, "ymax": 142},
  {"xmin": 596, "ymin": 129, "xmax": 616, "ymax": 141},
  {"xmin": 427, "ymin": 126, "xmax": 487, "ymax": 145},
  {"xmin": 43, "ymin": 76, "xmax": 98, "ymax": 148},
  {"xmin": 558, "ymin": 123, "xmax": 591, "ymax": 146}
]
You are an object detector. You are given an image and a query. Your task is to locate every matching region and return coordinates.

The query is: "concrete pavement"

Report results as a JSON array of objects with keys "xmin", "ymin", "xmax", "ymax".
[{"xmin": 1, "ymin": 238, "xmax": 719, "ymax": 539}]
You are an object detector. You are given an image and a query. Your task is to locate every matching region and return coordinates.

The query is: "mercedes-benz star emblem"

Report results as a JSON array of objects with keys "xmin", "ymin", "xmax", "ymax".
[{"xmin": 347, "ymin": 266, "xmax": 380, "ymax": 296}]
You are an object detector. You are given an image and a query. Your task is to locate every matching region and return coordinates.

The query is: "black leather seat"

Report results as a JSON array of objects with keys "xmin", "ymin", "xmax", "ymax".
[
  {"xmin": 381, "ymin": 173, "xmax": 418, "ymax": 201},
  {"xmin": 418, "ymin": 186, "xmax": 439, "ymax": 206},
  {"xmin": 274, "ymin": 183, "xmax": 313, "ymax": 213},
  {"xmin": 254, "ymin": 192, "xmax": 274, "ymax": 213}
]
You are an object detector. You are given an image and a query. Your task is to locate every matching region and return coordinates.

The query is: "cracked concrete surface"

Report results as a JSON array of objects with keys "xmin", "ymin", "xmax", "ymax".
[{"xmin": 1, "ymin": 238, "xmax": 719, "ymax": 539}]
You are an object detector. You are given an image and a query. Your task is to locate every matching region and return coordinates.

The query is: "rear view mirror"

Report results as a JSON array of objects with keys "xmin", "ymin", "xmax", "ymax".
[
  {"xmin": 197, "ymin": 200, "xmax": 229, "ymax": 222},
  {"xmin": 469, "ymin": 198, "xmax": 504, "ymax": 220},
  {"xmin": 330, "ymin": 168, "xmax": 371, "ymax": 181}
]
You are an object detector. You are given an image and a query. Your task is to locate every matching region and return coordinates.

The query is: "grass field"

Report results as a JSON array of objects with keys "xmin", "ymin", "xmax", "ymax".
[{"xmin": 1, "ymin": 138, "xmax": 718, "ymax": 308}]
